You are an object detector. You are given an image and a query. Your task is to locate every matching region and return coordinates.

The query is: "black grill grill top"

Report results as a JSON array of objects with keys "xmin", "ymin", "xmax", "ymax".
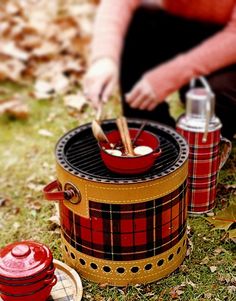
[{"xmin": 56, "ymin": 119, "xmax": 188, "ymax": 183}]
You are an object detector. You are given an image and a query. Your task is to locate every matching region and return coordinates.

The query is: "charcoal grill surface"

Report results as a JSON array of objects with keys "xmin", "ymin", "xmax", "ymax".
[{"xmin": 56, "ymin": 119, "xmax": 188, "ymax": 183}]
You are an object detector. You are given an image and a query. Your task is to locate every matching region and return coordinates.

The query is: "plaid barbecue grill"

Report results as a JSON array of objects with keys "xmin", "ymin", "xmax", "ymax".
[
  {"xmin": 47, "ymin": 119, "xmax": 189, "ymax": 285},
  {"xmin": 177, "ymin": 128, "xmax": 221, "ymax": 213},
  {"xmin": 60, "ymin": 181, "xmax": 187, "ymax": 261}
]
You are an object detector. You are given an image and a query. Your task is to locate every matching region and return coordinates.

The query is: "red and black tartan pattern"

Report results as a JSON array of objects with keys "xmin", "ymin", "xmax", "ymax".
[
  {"xmin": 60, "ymin": 181, "xmax": 187, "ymax": 261},
  {"xmin": 177, "ymin": 128, "xmax": 221, "ymax": 213}
]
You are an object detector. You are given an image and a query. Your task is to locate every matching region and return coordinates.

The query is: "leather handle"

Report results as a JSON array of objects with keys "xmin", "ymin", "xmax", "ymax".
[
  {"xmin": 43, "ymin": 180, "xmax": 82, "ymax": 205},
  {"xmin": 43, "ymin": 180, "xmax": 76, "ymax": 202},
  {"xmin": 219, "ymin": 136, "xmax": 232, "ymax": 170}
]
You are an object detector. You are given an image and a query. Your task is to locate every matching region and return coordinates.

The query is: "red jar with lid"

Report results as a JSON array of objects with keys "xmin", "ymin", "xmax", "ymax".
[{"xmin": 0, "ymin": 241, "xmax": 57, "ymax": 301}]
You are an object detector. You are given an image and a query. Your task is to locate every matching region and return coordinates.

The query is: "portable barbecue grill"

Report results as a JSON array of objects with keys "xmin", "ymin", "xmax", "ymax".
[{"xmin": 44, "ymin": 119, "xmax": 189, "ymax": 286}]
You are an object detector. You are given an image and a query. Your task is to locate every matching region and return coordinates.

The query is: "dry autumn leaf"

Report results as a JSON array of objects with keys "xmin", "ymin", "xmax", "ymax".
[
  {"xmin": 169, "ymin": 284, "xmax": 185, "ymax": 299},
  {"xmin": 209, "ymin": 266, "xmax": 217, "ymax": 273},
  {"xmin": 0, "ymin": 41, "xmax": 29, "ymax": 61},
  {"xmin": 0, "ymin": 96, "xmax": 29, "ymax": 119},
  {"xmin": 205, "ymin": 201, "xmax": 236, "ymax": 231},
  {"xmin": 38, "ymin": 129, "xmax": 53, "ymax": 137},
  {"xmin": 64, "ymin": 92, "xmax": 88, "ymax": 113},
  {"xmin": 0, "ymin": 0, "xmax": 95, "ymax": 106},
  {"xmin": 228, "ymin": 229, "xmax": 236, "ymax": 240}
]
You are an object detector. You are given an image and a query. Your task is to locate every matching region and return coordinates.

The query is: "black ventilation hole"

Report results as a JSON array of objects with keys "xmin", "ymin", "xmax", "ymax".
[
  {"xmin": 79, "ymin": 258, "xmax": 86, "ymax": 266},
  {"xmin": 103, "ymin": 266, "xmax": 111, "ymax": 273},
  {"xmin": 144, "ymin": 264, "xmax": 152, "ymax": 271},
  {"xmin": 183, "ymin": 239, "xmax": 186, "ymax": 246},
  {"xmin": 157, "ymin": 259, "xmax": 164, "ymax": 267},
  {"xmin": 131, "ymin": 267, "xmax": 139, "ymax": 273},
  {"xmin": 71, "ymin": 252, "xmax": 75, "ymax": 260},
  {"xmin": 64, "ymin": 245, "xmax": 68, "ymax": 253},
  {"xmin": 90, "ymin": 263, "xmax": 98, "ymax": 270},
  {"xmin": 117, "ymin": 267, "xmax": 125, "ymax": 274},
  {"xmin": 168, "ymin": 254, "xmax": 174, "ymax": 261},
  {"xmin": 177, "ymin": 247, "xmax": 181, "ymax": 254}
]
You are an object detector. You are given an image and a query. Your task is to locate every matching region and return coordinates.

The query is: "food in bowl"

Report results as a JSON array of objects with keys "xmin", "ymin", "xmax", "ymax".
[
  {"xmin": 105, "ymin": 149, "xmax": 122, "ymax": 156},
  {"xmin": 133, "ymin": 146, "xmax": 153, "ymax": 156},
  {"xmin": 99, "ymin": 128, "xmax": 161, "ymax": 174}
]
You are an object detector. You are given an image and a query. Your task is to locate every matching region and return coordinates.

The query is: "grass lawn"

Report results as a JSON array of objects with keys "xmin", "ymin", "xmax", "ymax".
[{"xmin": 0, "ymin": 83, "xmax": 235, "ymax": 301}]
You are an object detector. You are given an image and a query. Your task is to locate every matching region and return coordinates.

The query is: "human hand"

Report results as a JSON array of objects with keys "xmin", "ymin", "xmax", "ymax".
[
  {"xmin": 125, "ymin": 78, "xmax": 160, "ymax": 111},
  {"xmin": 83, "ymin": 58, "xmax": 118, "ymax": 109}
]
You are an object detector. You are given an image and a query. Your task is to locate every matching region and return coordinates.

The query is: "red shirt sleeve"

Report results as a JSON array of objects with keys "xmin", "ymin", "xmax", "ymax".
[
  {"xmin": 90, "ymin": 0, "xmax": 141, "ymax": 64},
  {"xmin": 144, "ymin": 4, "xmax": 236, "ymax": 100}
]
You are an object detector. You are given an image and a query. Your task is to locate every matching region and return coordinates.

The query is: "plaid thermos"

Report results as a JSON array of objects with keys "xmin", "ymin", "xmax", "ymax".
[{"xmin": 176, "ymin": 77, "xmax": 231, "ymax": 214}]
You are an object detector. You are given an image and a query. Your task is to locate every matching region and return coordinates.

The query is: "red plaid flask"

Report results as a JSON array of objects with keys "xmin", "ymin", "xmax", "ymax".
[{"xmin": 176, "ymin": 77, "xmax": 231, "ymax": 214}]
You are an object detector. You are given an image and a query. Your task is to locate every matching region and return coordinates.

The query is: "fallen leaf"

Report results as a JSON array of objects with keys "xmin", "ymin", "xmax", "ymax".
[
  {"xmin": 203, "ymin": 293, "xmax": 212, "ymax": 299},
  {"xmin": 27, "ymin": 182, "xmax": 45, "ymax": 192},
  {"xmin": 218, "ymin": 274, "xmax": 235, "ymax": 284},
  {"xmin": 52, "ymin": 74, "xmax": 70, "ymax": 94},
  {"xmin": 0, "ymin": 57, "xmax": 25, "ymax": 81},
  {"xmin": 213, "ymin": 247, "xmax": 227, "ymax": 255},
  {"xmin": 32, "ymin": 41, "xmax": 59, "ymax": 58},
  {"xmin": 34, "ymin": 74, "xmax": 70, "ymax": 98},
  {"xmin": 6, "ymin": 101, "xmax": 29, "ymax": 119},
  {"xmin": 186, "ymin": 237, "xmax": 194, "ymax": 257},
  {"xmin": 209, "ymin": 266, "xmax": 217, "ymax": 273},
  {"xmin": 205, "ymin": 202, "xmax": 236, "ymax": 231},
  {"xmin": 64, "ymin": 92, "xmax": 88, "ymax": 113},
  {"xmin": 0, "ymin": 96, "xmax": 29, "ymax": 119},
  {"xmin": 186, "ymin": 279, "xmax": 196, "ymax": 288},
  {"xmin": 99, "ymin": 283, "xmax": 109, "ymax": 289},
  {"xmin": 0, "ymin": 99, "xmax": 20, "ymax": 114},
  {"xmin": 27, "ymin": 200, "xmax": 42, "ymax": 211},
  {"xmin": 34, "ymin": 80, "xmax": 54, "ymax": 97},
  {"xmin": 225, "ymin": 184, "xmax": 236, "ymax": 189},
  {"xmin": 206, "ymin": 211, "xmax": 215, "ymax": 217},
  {"xmin": 200, "ymin": 256, "xmax": 209, "ymax": 265},
  {"xmin": 6, "ymin": 2, "xmax": 21, "ymax": 15},
  {"xmin": 228, "ymin": 228, "xmax": 236, "ymax": 240},
  {"xmin": 13, "ymin": 222, "xmax": 20, "ymax": 230},
  {"xmin": 38, "ymin": 129, "xmax": 53, "ymax": 137},
  {"xmin": 0, "ymin": 41, "xmax": 29, "ymax": 61},
  {"xmin": 169, "ymin": 285, "xmax": 185, "ymax": 299},
  {"xmin": 9, "ymin": 206, "xmax": 20, "ymax": 215},
  {"xmin": 0, "ymin": 197, "xmax": 11, "ymax": 207},
  {"xmin": 0, "ymin": 0, "xmax": 95, "ymax": 104},
  {"xmin": 227, "ymin": 286, "xmax": 236, "ymax": 294},
  {"xmin": 48, "ymin": 215, "xmax": 60, "ymax": 227}
]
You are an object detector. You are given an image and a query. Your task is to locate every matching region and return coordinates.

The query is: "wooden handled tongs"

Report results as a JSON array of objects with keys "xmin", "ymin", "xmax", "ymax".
[{"xmin": 91, "ymin": 103, "xmax": 114, "ymax": 148}]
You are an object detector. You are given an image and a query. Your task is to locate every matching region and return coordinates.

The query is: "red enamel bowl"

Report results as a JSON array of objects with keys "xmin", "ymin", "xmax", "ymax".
[
  {"xmin": 99, "ymin": 128, "xmax": 162, "ymax": 174},
  {"xmin": 0, "ymin": 275, "xmax": 57, "ymax": 301},
  {"xmin": 0, "ymin": 272, "xmax": 55, "ymax": 295},
  {"xmin": 0, "ymin": 263, "xmax": 55, "ymax": 286},
  {"xmin": 0, "ymin": 241, "xmax": 56, "ymax": 301}
]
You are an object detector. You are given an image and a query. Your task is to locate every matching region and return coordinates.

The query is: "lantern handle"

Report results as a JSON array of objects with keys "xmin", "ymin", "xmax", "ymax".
[
  {"xmin": 190, "ymin": 76, "xmax": 212, "ymax": 93},
  {"xmin": 190, "ymin": 76, "xmax": 213, "ymax": 142}
]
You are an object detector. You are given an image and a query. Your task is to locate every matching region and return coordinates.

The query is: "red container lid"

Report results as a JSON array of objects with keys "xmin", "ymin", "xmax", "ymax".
[{"xmin": 0, "ymin": 241, "xmax": 53, "ymax": 280}]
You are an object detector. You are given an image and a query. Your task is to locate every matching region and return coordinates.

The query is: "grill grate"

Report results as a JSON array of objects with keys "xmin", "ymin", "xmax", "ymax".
[{"xmin": 56, "ymin": 119, "xmax": 188, "ymax": 183}]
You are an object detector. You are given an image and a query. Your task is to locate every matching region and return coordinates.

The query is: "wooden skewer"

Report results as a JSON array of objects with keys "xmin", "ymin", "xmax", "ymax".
[
  {"xmin": 132, "ymin": 121, "xmax": 147, "ymax": 146},
  {"xmin": 116, "ymin": 117, "xmax": 128, "ymax": 153},
  {"xmin": 116, "ymin": 116, "xmax": 135, "ymax": 156},
  {"xmin": 121, "ymin": 116, "xmax": 135, "ymax": 156}
]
